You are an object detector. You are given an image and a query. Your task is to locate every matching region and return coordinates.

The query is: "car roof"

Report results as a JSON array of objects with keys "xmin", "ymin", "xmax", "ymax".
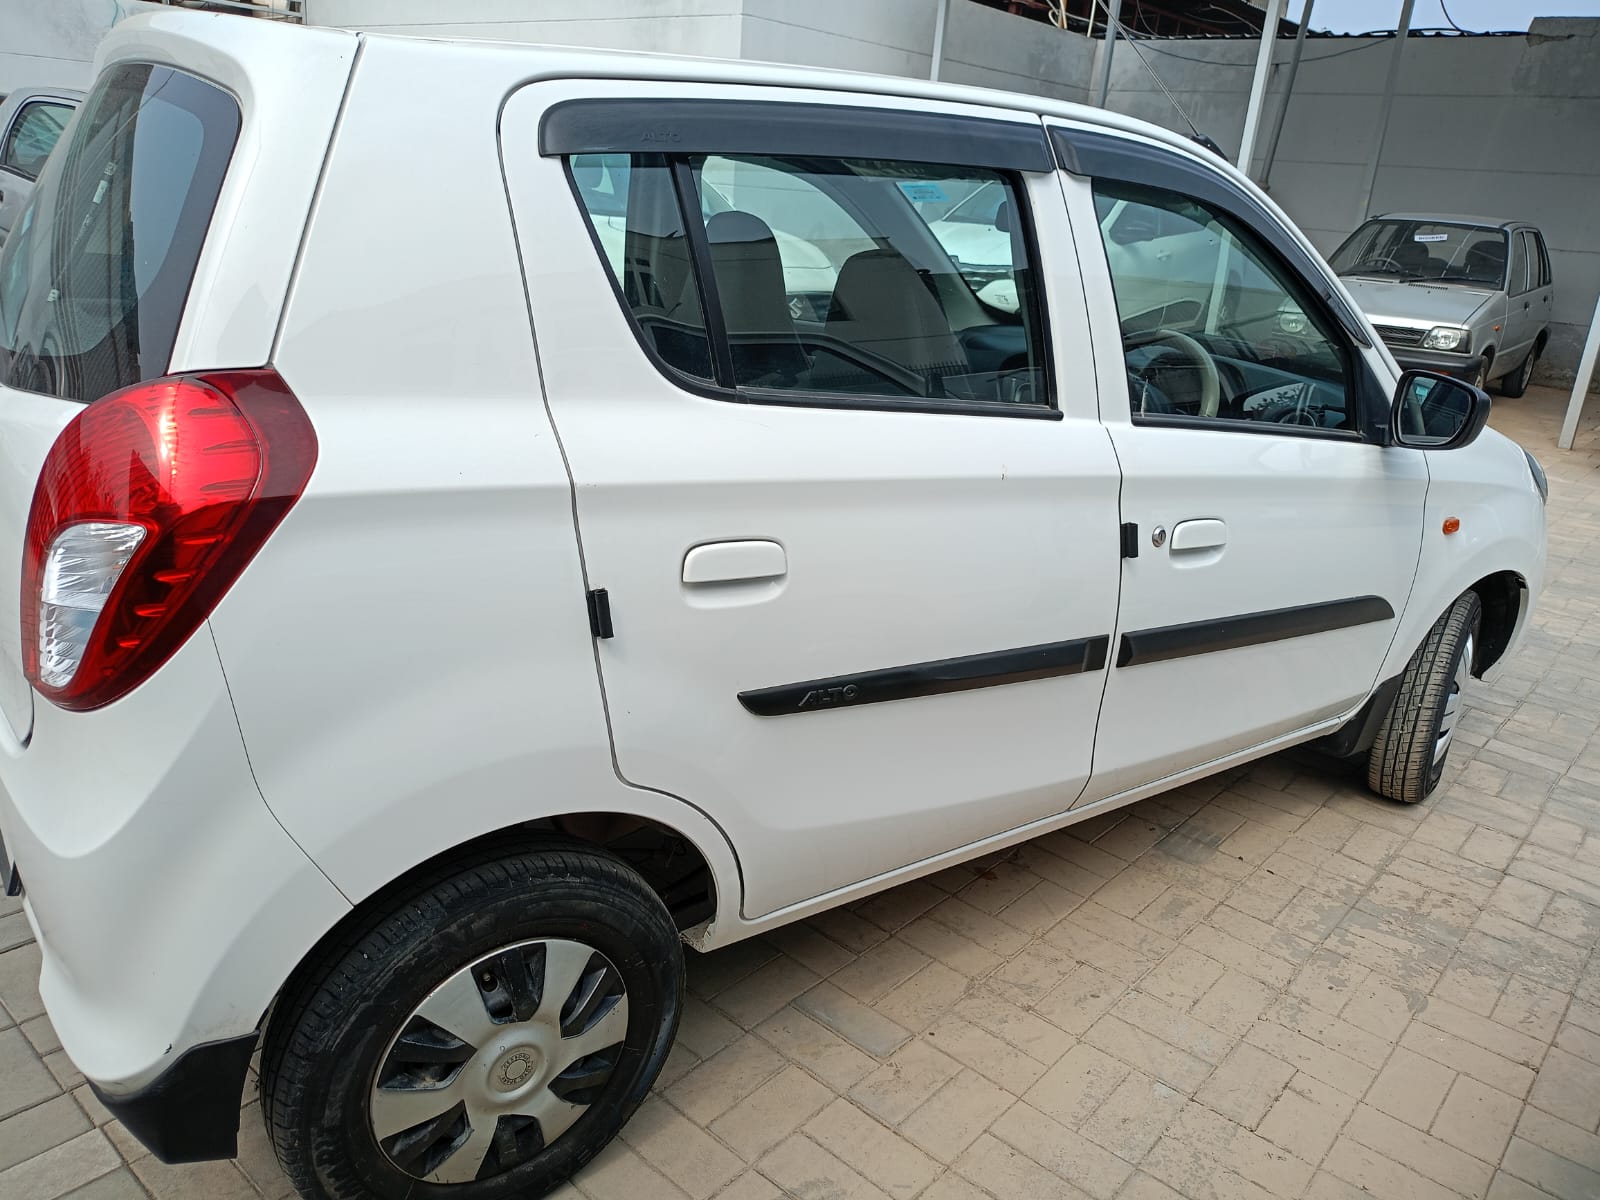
[
  {"xmin": 109, "ymin": 11, "xmax": 1238, "ymax": 183},
  {"xmin": 0, "ymin": 86, "xmax": 85, "ymax": 104},
  {"xmin": 1371, "ymin": 213, "xmax": 1536, "ymax": 232}
]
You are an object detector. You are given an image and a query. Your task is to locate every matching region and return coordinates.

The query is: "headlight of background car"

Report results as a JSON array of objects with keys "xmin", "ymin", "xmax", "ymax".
[{"xmin": 1422, "ymin": 326, "xmax": 1470, "ymax": 352}]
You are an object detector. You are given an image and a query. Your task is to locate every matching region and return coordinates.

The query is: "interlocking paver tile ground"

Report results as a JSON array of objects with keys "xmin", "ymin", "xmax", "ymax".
[{"xmin": 3, "ymin": 384, "xmax": 1600, "ymax": 1199}]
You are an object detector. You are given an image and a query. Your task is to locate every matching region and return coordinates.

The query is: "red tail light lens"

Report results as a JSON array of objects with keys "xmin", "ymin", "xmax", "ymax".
[{"xmin": 21, "ymin": 369, "xmax": 317, "ymax": 711}]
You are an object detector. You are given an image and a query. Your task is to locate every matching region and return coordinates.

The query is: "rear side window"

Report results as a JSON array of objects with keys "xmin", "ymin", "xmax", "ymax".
[
  {"xmin": 1, "ymin": 101, "xmax": 73, "ymax": 180},
  {"xmin": 0, "ymin": 65, "xmax": 239, "ymax": 404},
  {"xmin": 571, "ymin": 150, "xmax": 1051, "ymax": 414}
]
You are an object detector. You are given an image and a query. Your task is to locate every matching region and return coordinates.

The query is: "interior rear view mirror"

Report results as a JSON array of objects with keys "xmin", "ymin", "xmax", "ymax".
[{"xmin": 1390, "ymin": 370, "xmax": 1491, "ymax": 450}]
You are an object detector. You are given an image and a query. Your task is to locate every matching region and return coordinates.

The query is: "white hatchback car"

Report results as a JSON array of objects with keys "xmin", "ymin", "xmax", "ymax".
[{"xmin": 0, "ymin": 13, "xmax": 1547, "ymax": 1200}]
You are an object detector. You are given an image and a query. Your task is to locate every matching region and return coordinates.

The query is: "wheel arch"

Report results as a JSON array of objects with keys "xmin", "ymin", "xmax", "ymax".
[
  {"xmin": 1468, "ymin": 568, "xmax": 1527, "ymax": 677},
  {"xmin": 262, "ymin": 807, "xmax": 733, "ymax": 1039}
]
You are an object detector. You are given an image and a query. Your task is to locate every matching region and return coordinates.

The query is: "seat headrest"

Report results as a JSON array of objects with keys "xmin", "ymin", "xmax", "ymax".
[{"xmin": 706, "ymin": 210, "xmax": 780, "ymax": 247}]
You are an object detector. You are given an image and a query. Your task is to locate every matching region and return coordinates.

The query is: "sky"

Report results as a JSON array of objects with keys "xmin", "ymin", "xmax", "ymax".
[{"xmin": 1305, "ymin": 0, "xmax": 1600, "ymax": 33}]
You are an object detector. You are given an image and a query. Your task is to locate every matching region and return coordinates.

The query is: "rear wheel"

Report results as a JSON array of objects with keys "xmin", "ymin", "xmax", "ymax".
[
  {"xmin": 262, "ymin": 844, "xmax": 683, "ymax": 1200},
  {"xmin": 1500, "ymin": 343, "xmax": 1539, "ymax": 398},
  {"xmin": 1367, "ymin": 591, "xmax": 1481, "ymax": 804}
]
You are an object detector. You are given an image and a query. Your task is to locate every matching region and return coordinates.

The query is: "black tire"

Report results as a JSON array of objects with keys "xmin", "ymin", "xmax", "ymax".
[
  {"xmin": 262, "ymin": 844, "xmax": 683, "ymax": 1200},
  {"xmin": 1500, "ymin": 343, "xmax": 1538, "ymax": 398},
  {"xmin": 1366, "ymin": 591, "xmax": 1481, "ymax": 804}
]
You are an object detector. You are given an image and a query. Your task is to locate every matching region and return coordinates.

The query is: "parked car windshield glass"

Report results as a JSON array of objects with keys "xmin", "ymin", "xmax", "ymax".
[
  {"xmin": 1329, "ymin": 219, "xmax": 1507, "ymax": 288},
  {"xmin": 0, "ymin": 64, "xmax": 239, "ymax": 403}
]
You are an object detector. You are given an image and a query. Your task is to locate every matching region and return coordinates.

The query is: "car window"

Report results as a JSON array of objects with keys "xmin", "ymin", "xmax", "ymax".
[
  {"xmin": 1518, "ymin": 231, "xmax": 1539, "ymax": 294},
  {"xmin": 570, "ymin": 152, "xmax": 716, "ymax": 385},
  {"xmin": 1330, "ymin": 220, "xmax": 1507, "ymax": 289},
  {"xmin": 939, "ymin": 180, "xmax": 1006, "ymax": 225},
  {"xmin": 0, "ymin": 66, "xmax": 239, "ymax": 404},
  {"xmin": 1535, "ymin": 234, "xmax": 1552, "ymax": 288},
  {"xmin": 573, "ymin": 150, "xmax": 1050, "ymax": 412},
  {"xmin": 1091, "ymin": 178, "xmax": 1352, "ymax": 434},
  {"xmin": 1507, "ymin": 233, "xmax": 1529, "ymax": 296},
  {"xmin": 0, "ymin": 100, "xmax": 72, "ymax": 180}
]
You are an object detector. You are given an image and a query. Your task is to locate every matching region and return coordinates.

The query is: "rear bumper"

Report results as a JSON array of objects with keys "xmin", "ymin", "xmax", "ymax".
[
  {"xmin": 0, "ymin": 628, "xmax": 348, "ymax": 1160},
  {"xmin": 1389, "ymin": 347, "xmax": 1485, "ymax": 381},
  {"xmin": 89, "ymin": 1035, "xmax": 258, "ymax": 1163}
]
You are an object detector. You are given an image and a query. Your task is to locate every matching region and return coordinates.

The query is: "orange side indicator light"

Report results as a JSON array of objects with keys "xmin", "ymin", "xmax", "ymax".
[{"xmin": 1443, "ymin": 517, "xmax": 1461, "ymax": 535}]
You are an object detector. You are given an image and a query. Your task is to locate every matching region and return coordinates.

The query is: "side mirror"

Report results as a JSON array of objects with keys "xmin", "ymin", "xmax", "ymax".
[{"xmin": 1390, "ymin": 370, "xmax": 1491, "ymax": 449}]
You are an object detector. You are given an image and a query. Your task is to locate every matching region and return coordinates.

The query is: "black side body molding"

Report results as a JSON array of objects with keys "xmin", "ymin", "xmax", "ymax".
[
  {"xmin": 739, "ymin": 635, "xmax": 1110, "ymax": 716},
  {"xmin": 90, "ymin": 1033, "xmax": 257, "ymax": 1163},
  {"xmin": 540, "ymin": 99, "xmax": 1055, "ymax": 172},
  {"xmin": 1312, "ymin": 672, "xmax": 1405, "ymax": 760},
  {"xmin": 1116, "ymin": 596, "xmax": 1395, "ymax": 669}
]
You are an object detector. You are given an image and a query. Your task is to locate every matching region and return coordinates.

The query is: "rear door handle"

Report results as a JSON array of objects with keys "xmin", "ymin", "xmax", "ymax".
[
  {"xmin": 1170, "ymin": 518, "xmax": 1227, "ymax": 551},
  {"xmin": 683, "ymin": 539, "xmax": 787, "ymax": 585}
]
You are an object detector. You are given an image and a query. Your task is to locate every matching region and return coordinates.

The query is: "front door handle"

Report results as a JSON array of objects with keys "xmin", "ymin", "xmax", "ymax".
[
  {"xmin": 683, "ymin": 539, "xmax": 787, "ymax": 585},
  {"xmin": 1170, "ymin": 518, "xmax": 1227, "ymax": 551}
]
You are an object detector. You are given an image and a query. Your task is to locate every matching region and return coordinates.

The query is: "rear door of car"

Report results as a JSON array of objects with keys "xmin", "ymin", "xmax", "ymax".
[
  {"xmin": 1519, "ymin": 229, "xmax": 1554, "ymax": 347},
  {"xmin": 503, "ymin": 81, "xmax": 1124, "ymax": 919}
]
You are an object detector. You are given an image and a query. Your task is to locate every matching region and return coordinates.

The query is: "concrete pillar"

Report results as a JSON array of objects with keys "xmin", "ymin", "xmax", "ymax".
[
  {"xmin": 1357, "ymin": 0, "xmax": 1416, "ymax": 220},
  {"xmin": 1237, "ymin": 0, "xmax": 1287, "ymax": 176},
  {"xmin": 1558, "ymin": 291, "xmax": 1600, "ymax": 450},
  {"xmin": 1092, "ymin": 0, "xmax": 1123, "ymax": 108},
  {"xmin": 929, "ymin": 0, "xmax": 950, "ymax": 81}
]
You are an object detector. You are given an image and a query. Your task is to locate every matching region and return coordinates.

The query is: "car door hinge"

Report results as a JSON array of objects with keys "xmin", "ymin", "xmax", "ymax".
[
  {"xmin": 586, "ymin": 588, "xmax": 614, "ymax": 640},
  {"xmin": 1120, "ymin": 522, "xmax": 1139, "ymax": 559}
]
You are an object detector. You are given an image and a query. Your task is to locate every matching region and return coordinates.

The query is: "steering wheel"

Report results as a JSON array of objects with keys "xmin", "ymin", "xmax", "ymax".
[
  {"xmin": 1123, "ymin": 328, "xmax": 1221, "ymax": 419},
  {"xmin": 1354, "ymin": 254, "xmax": 1407, "ymax": 275}
]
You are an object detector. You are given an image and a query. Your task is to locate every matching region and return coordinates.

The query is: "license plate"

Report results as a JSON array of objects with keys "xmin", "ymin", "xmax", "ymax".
[{"xmin": 0, "ymin": 826, "xmax": 19, "ymax": 898}]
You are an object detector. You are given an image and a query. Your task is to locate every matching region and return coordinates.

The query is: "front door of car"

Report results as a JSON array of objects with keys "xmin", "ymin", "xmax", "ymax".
[
  {"xmin": 1051, "ymin": 127, "xmax": 1430, "ymax": 806},
  {"xmin": 503, "ymin": 83, "xmax": 1123, "ymax": 920}
]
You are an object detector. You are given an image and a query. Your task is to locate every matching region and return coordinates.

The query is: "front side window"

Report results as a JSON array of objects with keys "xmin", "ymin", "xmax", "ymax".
[
  {"xmin": 1331, "ymin": 219, "xmax": 1506, "ymax": 289},
  {"xmin": 0, "ymin": 65, "xmax": 240, "ymax": 403},
  {"xmin": 573, "ymin": 150, "xmax": 1050, "ymax": 412},
  {"xmin": 1092, "ymin": 178, "xmax": 1352, "ymax": 434},
  {"xmin": 1, "ymin": 101, "xmax": 73, "ymax": 180}
]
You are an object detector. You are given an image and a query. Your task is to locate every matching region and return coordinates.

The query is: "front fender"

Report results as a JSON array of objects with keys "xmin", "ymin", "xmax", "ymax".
[{"xmin": 1378, "ymin": 428, "xmax": 1545, "ymax": 681}]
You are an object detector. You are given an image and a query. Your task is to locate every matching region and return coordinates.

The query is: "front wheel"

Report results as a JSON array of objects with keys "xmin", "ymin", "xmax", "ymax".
[
  {"xmin": 1366, "ymin": 591, "xmax": 1481, "ymax": 804},
  {"xmin": 1500, "ymin": 344, "xmax": 1539, "ymax": 398},
  {"xmin": 262, "ymin": 844, "xmax": 683, "ymax": 1200}
]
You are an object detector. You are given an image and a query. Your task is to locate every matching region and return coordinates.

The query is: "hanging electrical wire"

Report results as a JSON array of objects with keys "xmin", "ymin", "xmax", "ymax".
[{"xmin": 1439, "ymin": 1, "xmax": 1477, "ymax": 34}]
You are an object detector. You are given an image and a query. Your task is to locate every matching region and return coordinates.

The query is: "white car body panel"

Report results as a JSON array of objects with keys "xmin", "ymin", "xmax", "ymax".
[
  {"xmin": 0, "ymin": 11, "xmax": 1547, "ymax": 1127},
  {"xmin": 503, "ymin": 77, "xmax": 1123, "ymax": 919}
]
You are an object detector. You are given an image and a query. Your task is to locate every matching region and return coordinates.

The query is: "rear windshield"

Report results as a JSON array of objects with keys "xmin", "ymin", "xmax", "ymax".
[{"xmin": 0, "ymin": 64, "xmax": 239, "ymax": 404}]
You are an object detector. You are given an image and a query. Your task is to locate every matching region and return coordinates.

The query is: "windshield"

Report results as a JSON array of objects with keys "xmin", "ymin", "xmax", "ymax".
[{"xmin": 1330, "ymin": 219, "xmax": 1506, "ymax": 288}]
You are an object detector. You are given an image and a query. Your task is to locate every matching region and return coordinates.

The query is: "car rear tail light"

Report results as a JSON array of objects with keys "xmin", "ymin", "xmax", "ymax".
[{"xmin": 22, "ymin": 369, "xmax": 317, "ymax": 711}]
